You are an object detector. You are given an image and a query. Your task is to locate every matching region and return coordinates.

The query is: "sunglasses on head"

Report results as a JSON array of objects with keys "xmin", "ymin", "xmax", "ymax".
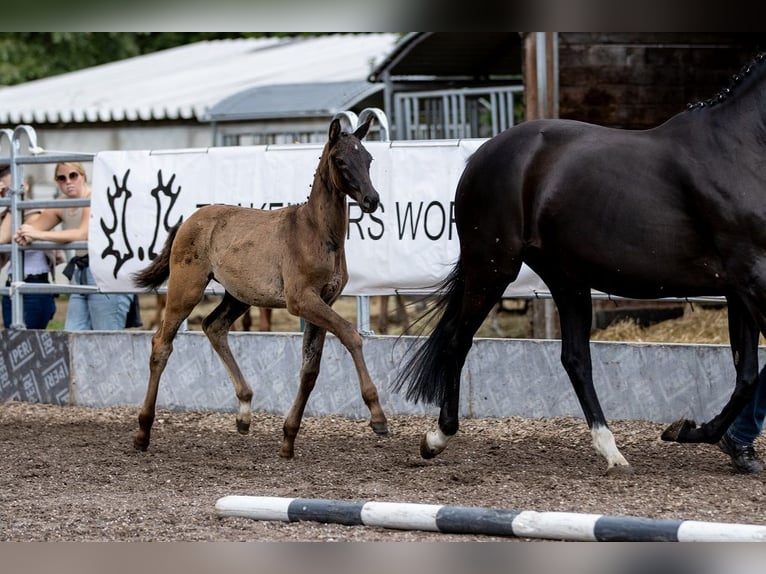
[{"xmin": 56, "ymin": 171, "xmax": 80, "ymax": 183}]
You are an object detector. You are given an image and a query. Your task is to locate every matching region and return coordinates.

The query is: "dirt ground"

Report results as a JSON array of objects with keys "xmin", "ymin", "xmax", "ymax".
[
  {"xmin": 6, "ymin": 297, "xmax": 766, "ymax": 542},
  {"xmin": 2, "ymin": 399, "xmax": 766, "ymax": 542}
]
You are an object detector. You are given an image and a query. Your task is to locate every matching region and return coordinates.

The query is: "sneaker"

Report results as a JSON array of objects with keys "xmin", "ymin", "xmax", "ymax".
[{"xmin": 718, "ymin": 434, "xmax": 764, "ymax": 474}]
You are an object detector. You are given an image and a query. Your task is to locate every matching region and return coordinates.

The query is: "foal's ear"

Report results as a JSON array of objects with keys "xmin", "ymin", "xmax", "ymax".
[
  {"xmin": 354, "ymin": 116, "xmax": 374, "ymax": 140},
  {"xmin": 329, "ymin": 118, "xmax": 342, "ymax": 143}
]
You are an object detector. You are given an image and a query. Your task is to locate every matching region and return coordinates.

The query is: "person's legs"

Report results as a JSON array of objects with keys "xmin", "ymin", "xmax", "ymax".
[
  {"xmin": 87, "ymin": 292, "xmax": 132, "ymax": 330},
  {"xmin": 64, "ymin": 266, "xmax": 93, "ymax": 331},
  {"xmin": 719, "ymin": 365, "xmax": 766, "ymax": 473},
  {"xmin": 66, "ymin": 267, "xmax": 131, "ymax": 331},
  {"xmin": 727, "ymin": 367, "xmax": 766, "ymax": 445},
  {"xmin": 65, "ymin": 293, "xmax": 92, "ymax": 330},
  {"xmin": 2, "ymin": 294, "xmax": 11, "ymax": 328},
  {"xmin": 22, "ymin": 293, "xmax": 56, "ymax": 329},
  {"xmin": 19, "ymin": 276, "xmax": 56, "ymax": 330}
]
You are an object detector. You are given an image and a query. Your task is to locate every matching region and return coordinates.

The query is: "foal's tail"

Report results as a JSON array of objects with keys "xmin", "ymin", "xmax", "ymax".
[
  {"xmin": 392, "ymin": 263, "xmax": 465, "ymax": 406},
  {"xmin": 131, "ymin": 222, "xmax": 181, "ymax": 290}
]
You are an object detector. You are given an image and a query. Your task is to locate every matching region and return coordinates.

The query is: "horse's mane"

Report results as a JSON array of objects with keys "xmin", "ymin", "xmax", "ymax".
[{"xmin": 687, "ymin": 51, "xmax": 766, "ymax": 110}]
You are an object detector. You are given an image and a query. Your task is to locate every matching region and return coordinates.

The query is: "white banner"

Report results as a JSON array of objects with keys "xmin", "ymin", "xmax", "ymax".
[{"xmin": 89, "ymin": 140, "xmax": 547, "ymax": 296}]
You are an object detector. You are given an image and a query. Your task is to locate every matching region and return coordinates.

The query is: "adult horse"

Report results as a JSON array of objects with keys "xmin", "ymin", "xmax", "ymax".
[
  {"xmin": 395, "ymin": 53, "xmax": 766, "ymax": 476},
  {"xmin": 132, "ymin": 116, "xmax": 388, "ymax": 459}
]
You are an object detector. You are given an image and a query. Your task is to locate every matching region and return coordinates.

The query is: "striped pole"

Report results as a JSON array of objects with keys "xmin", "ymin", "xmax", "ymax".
[{"xmin": 215, "ymin": 495, "xmax": 766, "ymax": 542}]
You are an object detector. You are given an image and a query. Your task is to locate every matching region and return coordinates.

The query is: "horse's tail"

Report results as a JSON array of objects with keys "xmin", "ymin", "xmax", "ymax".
[
  {"xmin": 392, "ymin": 262, "xmax": 465, "ymax": 406},
  {"xmin": 131, "ymin": 222, "xmax": 181, "ymax": 290}
]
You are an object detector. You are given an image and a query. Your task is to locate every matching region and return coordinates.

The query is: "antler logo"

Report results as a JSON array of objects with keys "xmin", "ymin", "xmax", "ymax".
[{"xmin": 100, "ymin": 169, "xmax": 182, "ymax": 278}]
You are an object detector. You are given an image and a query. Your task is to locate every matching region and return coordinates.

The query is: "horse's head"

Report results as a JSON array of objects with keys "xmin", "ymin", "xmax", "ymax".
[{"xmin": 326, "ymin": 117, "xmax": 380, "ymax": 213}]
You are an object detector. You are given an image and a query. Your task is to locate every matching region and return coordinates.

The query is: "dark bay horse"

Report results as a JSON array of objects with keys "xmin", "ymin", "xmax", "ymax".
[
  {"xmin": 395, "ymin": 53, "xmax": 766, "ymax": 475},
  {"xmin": 132, "ymin": 117, "xmax": 388, "ymax": 458}
]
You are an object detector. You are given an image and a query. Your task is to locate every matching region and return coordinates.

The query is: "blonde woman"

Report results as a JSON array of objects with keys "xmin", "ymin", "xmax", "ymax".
[{"xmin": 14, "ymin": 162, "xmax": 133, "ymax": 330}]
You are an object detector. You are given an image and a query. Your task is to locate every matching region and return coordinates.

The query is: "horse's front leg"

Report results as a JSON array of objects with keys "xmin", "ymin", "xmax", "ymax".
[
  {"xmin": 290, "ymin": 291, "xmax": 388, "ymax": 437},
  {"xmin": 134, "ymin": 328, "xmax": 169, "ymax": 451},
  {"xmin": 280, "ymin": 322, "xmax": 327, "ymax": 459},
  {"xmin": 662, "ymin": 293, "xmax": 760, "ymax": 444},
  {"xmin": 553, "ymin": 288, "xmax": 631, "ymax": 476}
]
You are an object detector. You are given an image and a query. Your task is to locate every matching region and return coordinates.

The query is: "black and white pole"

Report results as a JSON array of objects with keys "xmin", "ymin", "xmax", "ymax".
[{"xmin": 215, "ymin": 495, "xmax": 766, "ymax": 542}]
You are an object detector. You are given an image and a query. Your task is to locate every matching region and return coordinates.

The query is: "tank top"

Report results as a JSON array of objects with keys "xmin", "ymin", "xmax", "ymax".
[
  {"xmin": 60, "ymin": 205, "xmax": 88, "ymax": 257},
  {"xmin": 23, "ymin": 250, "xmax": 50, "ymax": 276}
]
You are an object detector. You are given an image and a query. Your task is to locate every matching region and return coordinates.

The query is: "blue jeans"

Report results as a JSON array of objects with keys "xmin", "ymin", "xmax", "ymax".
[
  {"xmin": 726, "ymin": 365, "xmax": 766, "ymax": 447},
  {"xmin": 65, "ymin": 266, "xmax": 132, "ymax": 331},
  {"xmin": 2, "ymin": 275, "xmax": 56, "ymax": 329}
]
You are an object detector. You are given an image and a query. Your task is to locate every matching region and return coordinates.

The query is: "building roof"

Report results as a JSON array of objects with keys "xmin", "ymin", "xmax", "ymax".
[
  {"xmin": 0, "ymin": 33, "xmax": 400, "ymax": 125},
  {"xmin": 368, "ymin": 32, "xmax": 523, "ymax": 81},
  {"xmin": 204, "ymin": 80, "xmax": 383, "ymax": 122}
]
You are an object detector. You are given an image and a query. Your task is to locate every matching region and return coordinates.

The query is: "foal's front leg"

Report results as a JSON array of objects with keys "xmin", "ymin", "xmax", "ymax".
[
  {"xmin": 290, "ymin": 291, "xmax": 388, "ymax": 437},
  {"xmin": 280, "ymin": 322, "xmax": 326, "ymax": 458}
]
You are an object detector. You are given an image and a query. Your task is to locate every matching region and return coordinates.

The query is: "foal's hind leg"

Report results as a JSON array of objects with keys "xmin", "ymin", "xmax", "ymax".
[
  {"xmin": 552, "ymin": 288, "xmax": 630, "ymax": 476},
  {"xmin": 135, "ymin": 278, "xmax": 208, "ymax": 451},
  {"xmin": 202, "ymin": 293, "xmax": 254, "ymax": 435},
  {"xmin": 280, "ymin": 322, "xmax": 327, "ymax": 458},
  {"xmin": 289, "ymin": 290, "xmax": 388, "ymax": 437}
]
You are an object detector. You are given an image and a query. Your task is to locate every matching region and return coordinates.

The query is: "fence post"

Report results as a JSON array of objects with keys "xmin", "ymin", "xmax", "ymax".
[{"xmin": 0, "ymin": 127, "xmax": 38, "ymax": 328}]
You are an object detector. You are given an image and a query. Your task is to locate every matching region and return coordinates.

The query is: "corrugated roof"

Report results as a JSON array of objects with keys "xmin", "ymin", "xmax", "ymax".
[
  {"xmin": 204, "ymin": 80, "xmax": 383, "ymax": 121},
  {"xmin": 0, "ymin": 33, "xmax": 400, "ymax": 125}
]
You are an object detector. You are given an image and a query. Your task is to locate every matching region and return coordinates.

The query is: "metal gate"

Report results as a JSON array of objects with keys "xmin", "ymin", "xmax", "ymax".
[{"xmin": 394, "ymin": 85, "xmax": 524, "ymax": 140}]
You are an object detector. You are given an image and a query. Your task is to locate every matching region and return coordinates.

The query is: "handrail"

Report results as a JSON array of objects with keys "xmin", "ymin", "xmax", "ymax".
[{"xmin": 0, "ymin": 125, "xmax": 98, "ymax": 328}]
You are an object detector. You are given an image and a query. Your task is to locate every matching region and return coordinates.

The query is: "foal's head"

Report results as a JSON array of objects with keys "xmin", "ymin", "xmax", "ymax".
[{"xmin": 325, "ymin": 117, "xmax": 380, "ymax": 213}]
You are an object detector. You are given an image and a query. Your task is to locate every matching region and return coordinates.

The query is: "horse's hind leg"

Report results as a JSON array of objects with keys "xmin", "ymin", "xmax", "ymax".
[
  {"xmin": 135, "ymin": 277, "xmax": 207, "ymax": 451},
  {"xmin": 422, "ymin": 270, "xmax": 509, "ymax": 459},
  {"xmin": 552, "ymin": 288, "xmax": 630, "ymax": 476},
  {"xmin": 202, "ymin": 293, "xmax": 254, "ymax": 435},
  {"xmin": 280, "ymin": 322, "xmax": 327, "ymax": 458},
  {"xmin": 662, "ymin": 292, "xmax": 760, "ymax": 444},
  {"xmin": 289, "ymin": 291, "xmax": 388, "ymax": 438}
]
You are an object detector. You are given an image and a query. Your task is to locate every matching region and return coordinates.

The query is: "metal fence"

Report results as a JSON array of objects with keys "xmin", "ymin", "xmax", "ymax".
[
  {"xmin": 0, "ymin": 121, "xmax": 725, "ymax": 334},
  {"xmin": 0, "ymin": 126, "xmax": 96, "ymax": 329},
  {"xmin": 394, "ymin": 85, "xmax": 525, "ymax": 140},
  {"xmin": 0, "ymin": 116, "xmax": 391, "ymax": 333}
]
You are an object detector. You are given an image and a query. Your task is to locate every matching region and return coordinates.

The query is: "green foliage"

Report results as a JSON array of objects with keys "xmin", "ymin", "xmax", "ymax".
[{"xmin": 0, "ymin": 32, "xmax": 310, "ymax": 86}]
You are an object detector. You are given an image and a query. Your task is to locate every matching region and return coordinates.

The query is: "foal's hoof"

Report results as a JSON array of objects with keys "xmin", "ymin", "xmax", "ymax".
[
  {"xmin": 133, "ymin": 434, "xmax": 149, "ymax": 452},
  {"xmin": 661, "ymin": 418, "xmax": 697, "ymax": 443},
  {"xmin": 236, "ymin": 419, "xmax": 250, "ymax": 435},
  {"xmin": 370, "ymin": 421, "xmax": 388, "ymax": 436},
  {"xmin": 278, "ymin": 444, "xmax": 295, "ymax": 459},
  {"xmin": 605, "ymin": 464, "xmax": 634, "ymax": 478}
]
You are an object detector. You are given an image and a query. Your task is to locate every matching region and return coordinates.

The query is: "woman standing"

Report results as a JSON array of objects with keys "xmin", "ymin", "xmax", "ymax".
[
  {"xmin": 14, "ymin": 162, "xmax": 133, "ymax": 330},
  {"xmin": 0, "ymin": 164, "xmax": 56, "ymax": 329}
]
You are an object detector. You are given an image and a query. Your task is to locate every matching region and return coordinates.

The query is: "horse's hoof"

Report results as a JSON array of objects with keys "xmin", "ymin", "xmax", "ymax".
[
  {"xmin": 661, "ymin": 418, "xmax": 697, "ymax": 442},
  {"xmin": 370, "ymin": 421, "xmax": 389, "ymax": 436},
  {"xmin": 133, "ymin": 436, "xmax": 149, "ymax": 452},
  {"xmin": 605, "ymin": 464, "xmax": 634, "ymax": 478},
  {"xmin": 236, "ymin": 420, "xmax": 250, "ymax": 435},
  {"xmin": 420, "ymin": 434, "xmax": 438, "ymax": 459}
]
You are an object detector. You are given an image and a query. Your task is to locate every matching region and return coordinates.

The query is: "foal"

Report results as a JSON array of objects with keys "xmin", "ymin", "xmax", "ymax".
[{"xmin": 132, "ymin": 117, "xmax": 388, "ymax": 458}]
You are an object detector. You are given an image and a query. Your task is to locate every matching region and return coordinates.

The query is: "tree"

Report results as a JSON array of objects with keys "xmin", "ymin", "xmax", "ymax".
[{"xmin": 0, "ymin": 33, "xmax": 309, "ymax": 86}]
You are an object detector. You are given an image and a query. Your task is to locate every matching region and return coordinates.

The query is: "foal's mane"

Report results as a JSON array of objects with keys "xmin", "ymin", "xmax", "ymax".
[{"xmin": 686, "ymin": 51, "xmax": 766, "ymax": 110}]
